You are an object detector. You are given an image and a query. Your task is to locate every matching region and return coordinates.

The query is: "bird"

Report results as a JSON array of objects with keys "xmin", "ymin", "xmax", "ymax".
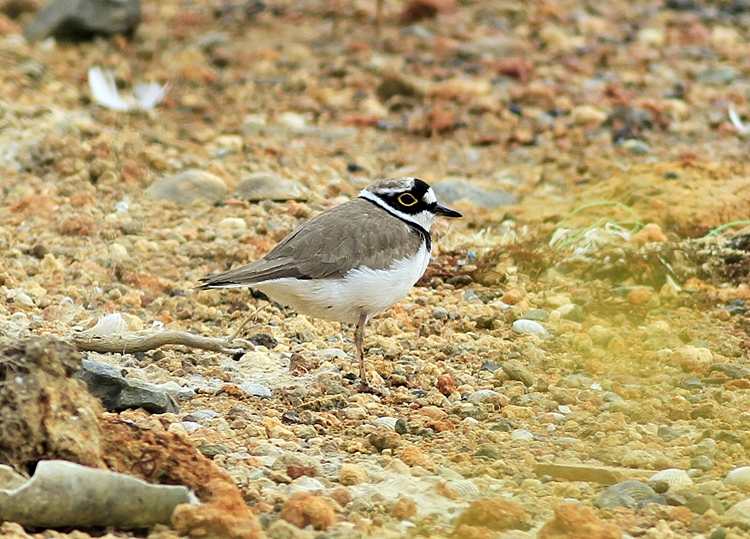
[{"xmin": 197, "ymin": 177, "xmax": 462, "ymax": 391}]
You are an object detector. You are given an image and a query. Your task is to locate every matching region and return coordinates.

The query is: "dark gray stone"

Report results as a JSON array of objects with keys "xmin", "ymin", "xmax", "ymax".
[
  {"xmin": 24, "ymin": 0, "xmax": 141, "ymax": 42},
  {"xmin": 76, "ymin": 360, "xmax": 179, "ymax": 414}
]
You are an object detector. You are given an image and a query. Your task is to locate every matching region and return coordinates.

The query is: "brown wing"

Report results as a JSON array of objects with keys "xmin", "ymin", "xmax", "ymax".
[{"xmin": 198, "ymin": 198, "xmax": 425, "ymax": 288}]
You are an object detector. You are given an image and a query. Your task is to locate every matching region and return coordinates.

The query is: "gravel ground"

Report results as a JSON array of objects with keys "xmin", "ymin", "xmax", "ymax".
[{"xmin": 3, "ymin": 1, "xmax": 750, "ymax": 538}]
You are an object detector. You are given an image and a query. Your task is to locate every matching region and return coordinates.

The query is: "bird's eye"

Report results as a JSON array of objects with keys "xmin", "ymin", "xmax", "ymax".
[{"xmin": 398, "ymin": 193, "xmax": 418, "ymax": 206}]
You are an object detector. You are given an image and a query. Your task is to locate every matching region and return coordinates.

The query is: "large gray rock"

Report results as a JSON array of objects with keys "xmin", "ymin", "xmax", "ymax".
[
  {"xmin": 24, "ymin": 0, "xmax": 141, "ymax": 42},
  {"xmin": 76, "ymin": 360, "xmax": 179, "ymax": 414}
]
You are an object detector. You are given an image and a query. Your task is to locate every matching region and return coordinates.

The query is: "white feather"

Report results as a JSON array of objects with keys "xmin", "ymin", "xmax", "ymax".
[
  {"xmin": 88, "ymin": 66, "xmax": 169, "ymax": 111},
  {"xmin": 88, "ymin": 67, "xmax": 131, "ymax": 111},
  {"xmin": 253, "ymin": 242, "xmax": 431, "ymax": 324}
]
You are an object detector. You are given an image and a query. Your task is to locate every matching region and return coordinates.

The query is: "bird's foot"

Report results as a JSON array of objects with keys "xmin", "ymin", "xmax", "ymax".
[{"xmin": 356, "ymin": 381, "xmax": 384, "ymax": 395}]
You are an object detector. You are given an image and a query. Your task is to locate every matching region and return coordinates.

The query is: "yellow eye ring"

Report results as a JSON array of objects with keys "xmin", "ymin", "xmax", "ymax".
[{"xmin": 398, "ymin": 193, "xmax": 418, "ymax": 207}]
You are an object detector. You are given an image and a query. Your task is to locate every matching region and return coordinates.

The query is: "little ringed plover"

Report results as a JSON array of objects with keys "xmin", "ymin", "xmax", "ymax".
[{"xmin": 197, "ymin": 177, "xmax": 462, "ymax": 390}]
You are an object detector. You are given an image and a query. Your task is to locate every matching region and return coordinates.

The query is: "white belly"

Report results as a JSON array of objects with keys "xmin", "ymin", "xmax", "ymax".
[{"xmin": 255, "ymin": 243, "xmax": 431, "ymax": 324}]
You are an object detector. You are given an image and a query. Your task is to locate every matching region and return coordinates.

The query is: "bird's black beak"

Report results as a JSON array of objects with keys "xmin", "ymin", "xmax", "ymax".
[{"xmin": 434, "ymin": 204, "xmax": 462, "ymax": 218}]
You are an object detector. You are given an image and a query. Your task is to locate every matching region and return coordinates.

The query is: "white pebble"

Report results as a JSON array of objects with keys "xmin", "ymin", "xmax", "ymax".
[
  {"xmin": 512, "ymin": 319, "xmax": 549, "ymax": 335},
  {"xmin": 218, "ymin": 217, "xmax": 247, "ymax": 230}
]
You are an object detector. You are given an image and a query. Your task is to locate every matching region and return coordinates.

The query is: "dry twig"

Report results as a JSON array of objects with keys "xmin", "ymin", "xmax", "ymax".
[{"xmin": 70, "ymin": 331, "xmax": 246, "ymax": 356}]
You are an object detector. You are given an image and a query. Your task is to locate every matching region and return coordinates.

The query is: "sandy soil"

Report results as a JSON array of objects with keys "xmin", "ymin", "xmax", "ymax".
[{"xmin": 3, "ymin": 0, "xmax": 750, "ymax": 538}]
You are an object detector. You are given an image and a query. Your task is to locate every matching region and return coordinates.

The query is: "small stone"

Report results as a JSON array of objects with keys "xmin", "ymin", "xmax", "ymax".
[
  {"xmin": 722, "ymin": 498, "xmax": 750, "ymax": 530},
  {"xmin": 557, "ymin": 304, "xmax": 583, "ymax": 322},
  {"xmin": 276, "ymin": 112, "xmax": 308, "ymax": 132},
  {"xmin": 339, "ymin": 463, "xmax": 368, "ymax": 486},
  {"xmin": 502, "ymin": 360, "xmax": 534, "ymax": 387},
  {"xmin": 522, "ymin": 308, "xmax": 549, "ymax": 321},
  {"xmin": 328, "ymin": 487, "xmax": 352, "ymax": 508},
  {"xmin": 631, "ymin": 223, "xmax": 667, "ymax": 245},
  {"xmin": 248, "ymin": 333, "xmax": 278, "ymax": 348},
  {"xmin": 437, "ymin": 374, "xmax": 457, "ymax": 396},
  {"xmin": 13, "ymin": 292, "xmax": 34, "ymax": 307},
  {"xmin": 725, "ymin": 466, "xmax": 750, "ymax": 488},
  {"xmin": 279, "ymin": 492, "xmax": 336, "ymax": 530},
  {"xmin": 217, "ymin": 217, "xmax": 247, "ymax": 230},
  {"xmin": 479, "ymin": 361, "xmax": 502, "ymax": 373},
  {"xmin": 432, "ymin": 307, "xmax": 449, "ymax": 319},
  {"xmin": 621, "ymin": 139, "xmax": 651, "ymax": 155},
  {"xmin": 454, "ymin": 497, "xmax": 530, "ymax": 532},
  {"xmin": 468, "ymin": 390, "xmax": 507, "ymax": 407},
  {"xmin": 626, "ymin": 287, "xmax": 653, "ymax": 305},
  {"xmin": 233, "ymin": 173, "xmax": 307, "ymax": 201},
  {"xmin": 691, "ymin": 455, "xmax": 714, "ymax": 471},
  {"xmin": 145, "ymin": 169, "xmax": 227, "ymax": 205},
  {"xmin": 266, "ymin": 519, "xmax": 313, "ymax": 539},
  {"xmin": 511, "ymin": 319, "xmax": 548, "ymax": 336},
  {"xmin": 687, "ymin": 494, "xmax": 725, "ymax": 515},
  {"xmin": 501, "ymin": 289, "xmax": 524, "ymax": 305},
  {"xmin": 570, "ymin": 105, "xmax": 608, "ymax": 126},
  {"xmin": 369, "ymin": 428, "xmax": 401, "ymax": 452},
  {"xmin": 390, "ymin": 497, "xmax": 418, "ymax": 521},
  {"xmin": 399, "ymin": 446, "xmax": 433, "ymax": 467},
  {"xmin": 510, "ymin": 429, "xmax": 533, "ymax": 441},
  {"xmin": 269, "ymin": 425, "xmax": 296, "ymax": 440},
  {"xmin": 538, "ymin": 503, "xmax": 621, "ymax": 539}
]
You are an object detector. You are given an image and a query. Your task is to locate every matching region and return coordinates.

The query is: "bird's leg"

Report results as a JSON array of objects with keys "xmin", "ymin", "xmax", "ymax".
[
  {"xmin": 227, "ymin": 303, "xmax": 269, "ymax": 343},
  {"xmin": 355, "ymin": 312, "xmax": 369, "ymax": 391}
]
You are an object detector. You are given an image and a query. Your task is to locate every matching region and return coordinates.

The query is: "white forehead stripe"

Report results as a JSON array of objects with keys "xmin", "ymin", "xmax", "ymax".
[{"xmin": 423, "ymin": 188, "xmax": 437, "ymax": 205}]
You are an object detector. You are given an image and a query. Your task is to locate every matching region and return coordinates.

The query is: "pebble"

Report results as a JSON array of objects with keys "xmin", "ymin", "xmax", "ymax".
[
  {"xmin": 501, "ymin": 289, "xmax": 524, "ymax": 305},
  {"xmin": 725, "ymin": 466, "xmax": 750, "ymax": 488},
  {"xmin": 621, "ymin": 139, "xmax": 651, "ymax": 155},
  {"xmin": 510, "ymin": 429, "xmax": 534, "ymax": 441},
  {"xmin": 455, "ymin": 497, "xmax": 529, "ymax": 531},
  {"xmin": 217, "ymin": 217, "xmax": 247, "ymax": 230},
  {"xmin": 512, "ymin": 319, "xmax": 548, "ymax": 336},
  {"xmin": 145, "ymin": 169, "xmax": 227, "ymax": 205},
  {"xmin": 233, "ymin": 173, "xmax": 307, "ymax": 201},
  {"xmin": 594, "ymin": 481, "xmax": 657, "ymax": 509},
  {"xmin": 522, "ymin": 308, "xmax": 549, "ymax": 321},
  {"xmin": 277, "ymin": 112, "xmax": 309, "ymax": 132},
  {"xmin": 686, "ymin": 494, "xmax": 725, "ymax": 515},
  {"xmin": 339, "ymin": 463, "xmax": 368, "ymax": 486},
  {"xmin": 556, "ymin": 304, "xmax": 583, "ymax": 322},
  {"xmin": 279, "ymin": 492, "xmax": 336, "ymax": 530},
  {"xmin": 369, "ymin": 429, "xmax": 401, "ymax": 452},
  {"xmin": 691, "ymin": 456, "xmax": 714, "ymax": 471},
  {"xmin": 240, "ymin": 383, "xmax": 272, "ymax": 397},
  {"xmin": 467, "ymin": 389, "xmax": 505, "ymax": 406},
  {"xmin": 502, "ymin": 360, "xmax": 534, "ymax": 387},
  {"xmin": 570, "ymin": 105, "xmax": 608, "ymax": 125},
  {"xmin": 538, "ymin": 504, "xmax": 621, "ymax": 539},
  {"xmin": 722, "ymin": 498, "xmax": 750, "ymax": 530},
  {"xmin": 432, "ymin": 307, "xmax": 449, "ymax": 319}
]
